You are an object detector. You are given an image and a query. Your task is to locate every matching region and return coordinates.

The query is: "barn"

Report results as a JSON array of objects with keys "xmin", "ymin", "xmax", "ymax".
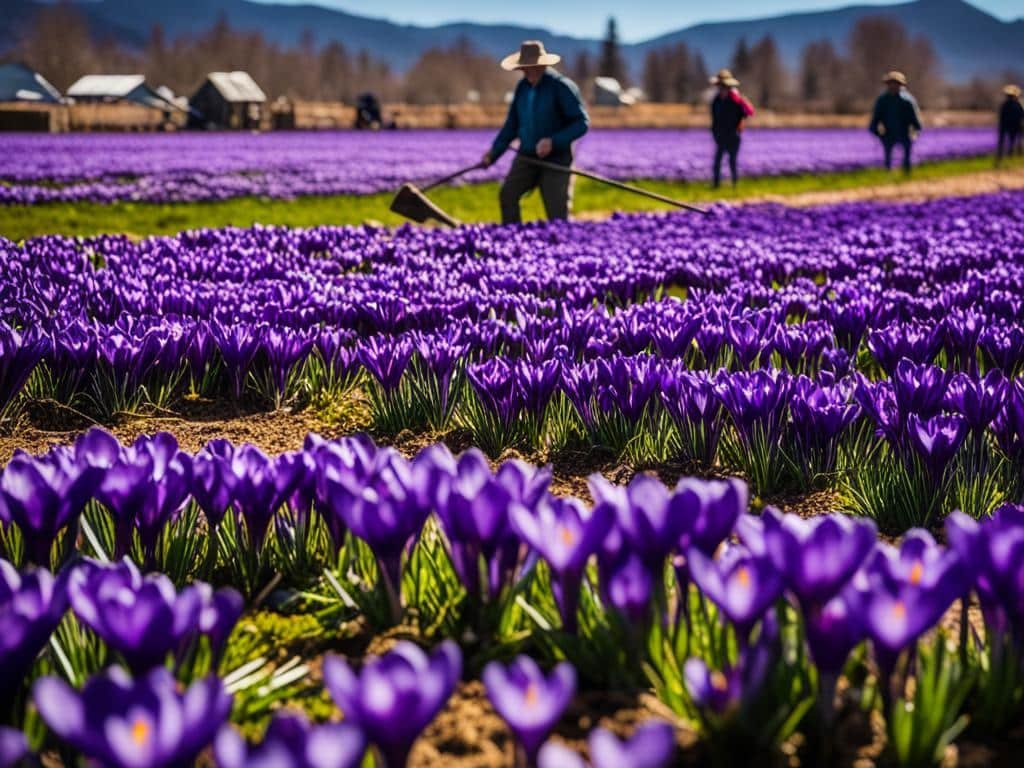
[
  {"xmin": 188, "ymin": 71, "xmax": 267, "ymax": 130},
  {"xmin": 66, "ymin": 75, "xmax": 179, "ymax": 111},
  {"xmin": 0, "ymin": 62, "xmax": 61, "ymax": 104}
]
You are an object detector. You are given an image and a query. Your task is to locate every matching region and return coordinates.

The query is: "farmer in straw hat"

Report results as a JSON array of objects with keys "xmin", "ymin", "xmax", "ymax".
[
  {"xmin": 709, "ymin": 69, "xmax": 754, "ymax": 188},
  {"xmin": 481, "ymin": 40, "xmax": 590, "ymax": 224},
  {"xmin": 997, "ymin": 84, "xmax": 1023, "ymax": 166},
  {"xmin": 870, "ymin": 71, "xmax": 923, "ymax": 174}
]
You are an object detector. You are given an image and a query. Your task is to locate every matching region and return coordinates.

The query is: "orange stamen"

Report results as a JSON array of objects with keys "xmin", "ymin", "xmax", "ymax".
[
  {"xmin": 525, "ymin": 682, "xmax": 539, "ymax": 707},
  {"xmin": 909, "ymin": 561, "xmax": 924, "ymax": 586},
  {"xmin": 131, "ymin": 718, "xmax": 150, "ymax": 746}
]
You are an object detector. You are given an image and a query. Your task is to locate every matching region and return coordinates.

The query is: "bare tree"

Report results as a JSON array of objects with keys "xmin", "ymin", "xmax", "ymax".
[{"xmin": 17, "ymin": 0, "xmax": 102, "ymax": 90}]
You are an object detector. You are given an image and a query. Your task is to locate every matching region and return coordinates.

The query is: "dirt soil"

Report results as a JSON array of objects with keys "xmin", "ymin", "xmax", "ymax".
[{"xmin": 750, "ymin": 166, "xmax": 1024, "ymax": 207}]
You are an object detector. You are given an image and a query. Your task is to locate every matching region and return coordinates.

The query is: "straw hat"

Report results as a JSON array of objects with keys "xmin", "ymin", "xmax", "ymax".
[
  {"xmin": 883, "ymin": 71, "xmax": 908, "ymax": 86},
  {"xmin": 710, "ymin": 69, "xmax": 740, "ymax": 87},
  {"xmin": 1004, "ymin": 84, "xmax": 1022, "ymax": 98},
  {"xmin": 501, "ymin": 41, "xmax": 561, "ymax": 71}
]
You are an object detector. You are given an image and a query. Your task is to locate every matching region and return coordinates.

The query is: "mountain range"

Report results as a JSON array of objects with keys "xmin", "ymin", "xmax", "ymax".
[{"xmin": 2, "ymin": 0, "xmax": 1022, "ymax": 81}]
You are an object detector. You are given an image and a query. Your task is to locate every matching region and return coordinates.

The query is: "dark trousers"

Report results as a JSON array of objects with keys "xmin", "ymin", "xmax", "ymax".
[
  {"xmin": 499, "ymin": 155, "xmax": 573, "ymax": 224},
  {"xmin": 713, "ymin": 135, "xmax": 741, "ymax": 187},
  {"xmin": 883, "ymin": 138, "xmax": 913, "ymax": 173},
  {"xmin": 997, "ymin": 130, "xmax": 1022, "ymax": 163}
]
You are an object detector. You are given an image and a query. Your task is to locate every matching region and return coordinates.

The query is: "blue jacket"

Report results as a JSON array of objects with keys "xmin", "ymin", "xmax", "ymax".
[
  {"xmin": 869, "ymin": 90, "xmax": 922, "ymax": 143},
  {"xmin": 490, "ymin": 70, "xmax": 589, "ymax": 165}
]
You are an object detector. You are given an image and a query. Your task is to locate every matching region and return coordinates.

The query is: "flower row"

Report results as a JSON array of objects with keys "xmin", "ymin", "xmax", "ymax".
[
  {"xmin": 0, "ymin": 127, "xmax": 995, "ymax": 205},
  {"xmin": 3, "ymin": 430, "xmax": 1023, "ymax": 765}
]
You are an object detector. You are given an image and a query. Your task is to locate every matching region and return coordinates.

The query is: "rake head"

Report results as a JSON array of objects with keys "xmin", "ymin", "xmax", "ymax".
[{"xmin": 389, "ymin": 183, "xmax": 460, "ymax": 227}]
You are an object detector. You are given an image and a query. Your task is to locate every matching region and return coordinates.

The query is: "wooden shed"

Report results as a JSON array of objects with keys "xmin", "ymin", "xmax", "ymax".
[{"xmin": 188, "ymin": 71, "xmax": 267, "ymax": 130}]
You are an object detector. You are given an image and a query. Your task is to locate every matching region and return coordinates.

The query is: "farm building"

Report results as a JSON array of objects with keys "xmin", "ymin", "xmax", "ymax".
[
  {"xmin": 66, "ymin": 75, "xmax": 180, "ymax": 112},
  {"xmin": 188, "ymin": 71, "xmax": 266, "ymax": 130},
  {"xmin": 593, "ymin": 77, "xmax": 637, "ymax": 107},
  {"xmin": 0, "ymin": 62, "xmax": 61, "ymax": 104}
]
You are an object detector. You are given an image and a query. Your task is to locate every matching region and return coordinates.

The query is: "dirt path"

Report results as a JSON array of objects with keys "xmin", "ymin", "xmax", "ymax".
[{"xmin": 745, "ymin": 166, "xmax": 1024, "ymax": 207}]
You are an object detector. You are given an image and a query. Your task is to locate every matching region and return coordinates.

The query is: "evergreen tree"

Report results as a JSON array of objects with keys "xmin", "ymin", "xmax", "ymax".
[{"xmin": 598, "ymin": 17, "xmax": 627, "ymax": 84}]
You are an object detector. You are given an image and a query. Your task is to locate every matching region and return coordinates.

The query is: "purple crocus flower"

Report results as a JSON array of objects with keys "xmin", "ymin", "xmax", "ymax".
[
  {"xmin": 684, "ymin": 657, "xmax": 739, "ymax": 715},
  {"xmin": 946, "ymin": 507, "xmax": 1024, "ymax": 638},
  {"xmin": 907, "ymin": 412, "xmax": 968, "ymax": 480},
  {"xmin": 211, "ymin": 320, "xmax": 262, "ymax": 400},
  {"xmin": 0, "ymin": 726, "xmax": 28, "ymax": 767},
  {"xmin": 190, "ymin": 439, "xmax": 239, "ymax": 528},
  {"xmin": 675, "ymin": 477, "xmax": 748, "ymax": 556},
  {"xmin": 425, "ymin": 447, "xmax": 536, "ymax": 602},
  {"xmin": 0, "ymin": 447, "xmax": 99, "ymax": 566},
  {"xmin": 804, "ymin": 584, "xmax": 867, "ymax": 677},
  {"xmin": 758, "ymin": 508, "xmax": 877, "ymax": 606},
  {"xmin": 34, "ymin": 666, "xmax": 231, "ymax": 768},
  {"xmin": 511, "ymin": 495, "xmax": 613, "ymax": 632},
  {"xmin": 588, "ymin": 473, "xmax": 679, "ymax": 570},
  {"xmin": 215, "ymin": 711, "xmax": 366, "ymax": 768},
  {"xmin": 891, "ymin": 360, "xmax": 951, "ymax": 423},
  {"xmin": 258, "ymin": 326, "xmax": 314, "ymax": 401},
  {"xmin": 358, "ymin": 335, "xmax": 414, "ymax": 393},
  {"xmin": 0, "ymin": 559, "xmax": 68, "ymax": 708},
  {"xmin": 93, "ymin": 432, "xmax": 193, "ymax": 561},
  {"xmin": 229, "ymin": 443, "xmax": 288, "ymax": 551},
  {"xmin": 323, "ymin": 640, "xmax": 460, "ymax": 768},
  {"xmin": 687, "ymin": 543, "xmax": 783, "ymax": 640},
  {"xmin": 858, "ymin": 530, "xmax": 965, "ymax": 663},
  {"xmin": 0, "ymin": 323, "xmax": 49, "ymax": 413},
  {"xmin": 484, "ymin": 656, "xmax": 576, "ymax": 764},
  {"xmin": 69, "ymin": 558, "xmax": 240, "ymax": 674},
  {"xmin": 330, "ymin": 447, "xmax": 429, "ymax": 619},
  {"xmin": 944, "ymin": 370, "xmax": 1007, "ymax": 434},
  {"xmin": 538, "ymin": 721, "xmax": 675, "ymax": 768}
]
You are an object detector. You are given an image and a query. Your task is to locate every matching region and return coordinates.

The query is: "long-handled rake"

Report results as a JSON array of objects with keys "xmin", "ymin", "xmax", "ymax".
[{"xmin": 389, "ymin": 153, "xmax": 710, "ymax": 227}]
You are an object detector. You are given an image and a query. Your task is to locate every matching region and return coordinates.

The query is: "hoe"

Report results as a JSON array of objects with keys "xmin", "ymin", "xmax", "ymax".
[{"xmin": 390, "ymin": 155, "xmax": 708, "ymax": 227}]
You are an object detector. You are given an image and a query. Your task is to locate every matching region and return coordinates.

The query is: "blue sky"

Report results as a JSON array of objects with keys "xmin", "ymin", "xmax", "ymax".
[{"xmin": 256, "ymin": 0, "xmax": 1021, "ymax": 41}]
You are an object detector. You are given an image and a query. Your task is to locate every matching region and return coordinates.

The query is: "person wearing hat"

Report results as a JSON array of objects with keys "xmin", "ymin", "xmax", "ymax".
[
  {"xmin": 481, "ymin": 40, "xmax": 590, "ymax": 224},
  {"xmin": 869, "ymin": 71, "xmax": 923, "ymax": 174},
  {"xmin": 997, "ymin": 84, "xmax": 1023, "ymax": 166},
  {"xmin": 709, "ymin": 69, "xmax": 755, "ymax": 189}
]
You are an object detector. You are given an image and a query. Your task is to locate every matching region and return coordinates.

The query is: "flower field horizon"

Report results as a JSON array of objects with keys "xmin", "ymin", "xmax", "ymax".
[
  {"xmin": 0, "ymin": 126, "xmax": 997, "ymax": 205},
  {"xmin": 3, "ymin": 185, "xmax": 1024, "ymax": 765}
]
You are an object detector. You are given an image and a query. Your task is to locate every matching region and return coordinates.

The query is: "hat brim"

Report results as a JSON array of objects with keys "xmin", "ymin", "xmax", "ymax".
[
  {"xmin": 710, "ymin": 77, "xmax": 739, "ymax": 87},
  {"xmin": 501, "ymin": 52, "xmax": 561, "ymax": 71},
  {"xmin": 883, "ymin": 76, "xmax": 907, "ymax": 85},
  {"xmin": 1004, "ymin": 86, "xmax": 1022, "ymax": 97}
]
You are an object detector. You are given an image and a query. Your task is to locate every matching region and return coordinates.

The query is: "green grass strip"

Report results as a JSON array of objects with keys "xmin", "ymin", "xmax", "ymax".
[{"xmin": 0, "ymin": 154, "xmax": 1018, "ymax": 241}]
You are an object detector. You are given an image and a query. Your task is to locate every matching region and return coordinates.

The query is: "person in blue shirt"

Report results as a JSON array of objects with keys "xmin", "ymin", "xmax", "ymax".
[
  {"xmin": 869, "ymin": 71, "xmax": 923, "ymax": 174},
  {"xmin": 481, "ymin": 41, "xmax": 590, "ymax": 224}
]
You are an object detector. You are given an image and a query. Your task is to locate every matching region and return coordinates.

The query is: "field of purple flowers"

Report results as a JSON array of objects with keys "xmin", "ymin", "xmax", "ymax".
[
  {"xmin": 0, "ymin": 126, "xmax": 996, "ymax": 205},
  {"xmin": 3, "ymin": 190, "xmax": 1024, "ymax": 766}
]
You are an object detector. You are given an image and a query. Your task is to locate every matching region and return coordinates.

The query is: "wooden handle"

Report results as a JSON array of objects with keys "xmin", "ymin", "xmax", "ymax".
[{"xmin": 518, "ymin": 155, "xmax": 709, "ymax": 215}]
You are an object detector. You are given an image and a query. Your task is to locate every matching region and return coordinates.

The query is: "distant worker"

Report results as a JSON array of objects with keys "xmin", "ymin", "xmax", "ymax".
[
  {"xmin": 997, "ymin": 84, "xmax": 1023, "ymax": 166},
  {"xmin": 709, "ymin": 69, "xmax": 754, "ymax": 189},
  {"xmin": 870, "ymin": 71, "xmax": 922, "ymax": 174},
  {"xmin": 481, "ymin": 40, "xmax": 590, "ymax": 224}
]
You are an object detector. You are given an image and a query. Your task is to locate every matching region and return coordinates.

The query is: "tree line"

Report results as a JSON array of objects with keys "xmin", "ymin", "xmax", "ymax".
[
  {"xmin": 637, "ymin": 15, "xmax": 1019, "ymax": 112},
  {"xmin": 5, "ymin": 2, "xmax": 1020, "ymax": 110}
]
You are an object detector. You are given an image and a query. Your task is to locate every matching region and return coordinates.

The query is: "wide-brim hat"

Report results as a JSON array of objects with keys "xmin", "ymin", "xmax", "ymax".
[
  {"xmin": 883, "ymin": 71, "xmax": 908, "ymax": 86},
  {"xmin": 710, "ymin": 69, "xmax": 740, "ymax": 87},
  {"xmin": 1004, "ymin": 84, "xmax": 1022, "ymax": 98},
  {"xmin": 501, "ymin": 40, "xmax": 561, "ymax": 71}
]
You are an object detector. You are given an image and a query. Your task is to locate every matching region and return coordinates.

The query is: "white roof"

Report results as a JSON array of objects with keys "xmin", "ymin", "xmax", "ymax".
[
  {"xmin": 205, "ymin": 71, "xmax": 266, "ymax": 103},
  {"xmin": 67, "ymin": 75, "xmax": 146, "ymax": 98},
  {"xmin": 0, "ymin": 62, "xmax": 62, "ymax": 103},
  {"xmin": 594, "ymin": 76, "xmax": 624, "ymax": 94}
]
